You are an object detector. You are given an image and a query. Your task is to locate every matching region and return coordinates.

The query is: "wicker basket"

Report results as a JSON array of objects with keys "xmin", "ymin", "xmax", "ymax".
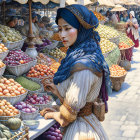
[
  {"xmin": 0, "ymin": 112, "xmax": 21, "ymax": 125},
  {"xmin": 6, "ymin": 59, "xmax": 37, "ymax": 76},
  {"xmin": 20, "ymin": 107, "xmax": 39, "ymax": 120},
  {"xmin": 109, "ymin": 36, "xmax": 120, "ymax": 46},
  {"xmin": 15, "ymin": 36, "xmax": 27, "ymax": 50},
  {"xmin": 46, "ymin": 40, "xmax": 59, "ymax": 50},
  {"xmin": 116, "ymin": 23, "xmax": 126, "ymax": 30},
  {"xmin": 0, "ymin": 65, "xmax": 6, "ymax": 77},
  {"xmin": 110, "ymin": 73, "xmax": 127, "ymax": 91},
  {"xmin": 4, "ymin": 36, "xmax": 26, "ymax": 50},
  {"xmin": 0, "ymin": 91, "xmax": 28, "ymax": 105},
  {"xmin": 0, "ymin": 50, "xmax": 9, "ymax": 60}
]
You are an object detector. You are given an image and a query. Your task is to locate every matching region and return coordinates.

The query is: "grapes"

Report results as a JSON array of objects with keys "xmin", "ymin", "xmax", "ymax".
[
  {"xmin": 31, "ymin": 108, "xmax": 36, "ymax": 113},
  {"xmin": 26, "ymin": 94, "xmax": 52, "ymax": 105},
  {"xmin": 17, "ymin": 105, "xmax": 22, "ymax": 110},
  {"xmin": 14, "ymin": 101, "xmax": 38, "ymax": 113},
  {"xmin": 4, "ymin": 50, "xmax": 33, "ymax": 66},
  {"xmin": 38, "ymin": 123, "xmax": 62, "ymax": 140}
]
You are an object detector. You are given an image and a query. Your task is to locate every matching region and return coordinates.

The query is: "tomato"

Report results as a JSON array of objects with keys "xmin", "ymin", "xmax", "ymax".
[{"xmin": 40, "ymin": 72, "xmax": 44, "ymax": 76}]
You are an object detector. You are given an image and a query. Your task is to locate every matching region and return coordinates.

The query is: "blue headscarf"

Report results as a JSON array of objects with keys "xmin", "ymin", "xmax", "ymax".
[{"xmin": 54, "ymin": 4, "xmax": 112, "ymax": 112}]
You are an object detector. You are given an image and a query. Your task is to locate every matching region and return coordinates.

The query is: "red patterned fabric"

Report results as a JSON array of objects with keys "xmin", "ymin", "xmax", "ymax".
[{"xmin": 127, "ymin": 29, "xmax": 139, "ymax": 48}]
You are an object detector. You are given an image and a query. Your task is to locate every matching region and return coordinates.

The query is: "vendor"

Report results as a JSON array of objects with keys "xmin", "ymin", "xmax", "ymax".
[
  {"xmin": 6, "ymin": 16, "xmax": 18, "ymax": 28},
  {"xmin": 41, "ymin": 16, "xmax": 52, "ymax": 30},
  {"xmin": 21, "ymin": 12, "xmax": 39, "ymax": 37},
  {"xmin": 40, "ymin": 4, "xmax": 111, "ymax": 140},
  {"xmin": 126, "ymin": 11, "xmax": 139, "ymax": 48},
  {"xmin": 111, "ymin": 12, "xmax": 118, "ymax": 25}
]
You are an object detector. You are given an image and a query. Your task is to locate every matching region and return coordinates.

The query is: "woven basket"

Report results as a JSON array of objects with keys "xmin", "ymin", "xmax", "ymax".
[
  {"xmin": 109, "ymin": 36, "xmax": 120, "ymax": 46},
  {"xmin": 116, "ymin": 22, "xmax": 126, "ymax": 30},
  {"xmin": 0, "ymin": 65, "xmax": 6, "ymax": 77},
  {"xmin": 4, "ymin": 36, "xmax": 26, "ymax": 50},
  {"xmin": 15, "ymin": 36, "xmax": 27, "ymax": 50},
  {"xmin": 0, "ymin": 91, "xmax": 28, "ymax": 105},
  {"xmin": 46, "ymin": 40, "xmax": 59, "ymax": 50},
  {"xmin": 0, "ymin": 112, "xmax": 21, "ymax": 125},
  {"xmin": 110, "ymin": 73, "xmax": 127, "ymax": 91},
  {"xmin": 20, "ymin": 107, "xmax": 39, "ymax": 120},
  {"xmin": 6, "ymin": 59, "xmax": 37, "ymax": 76},
  {"xmin": 0, "ymin": 50, "xmax": 9, "ymax": 60}
]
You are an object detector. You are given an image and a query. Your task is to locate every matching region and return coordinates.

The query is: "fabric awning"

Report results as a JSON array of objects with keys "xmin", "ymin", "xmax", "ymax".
[
  {"xmin": 111, "ymin": 4, "xmax": 127, "ymax": 11},
  {"xmin": 14, "ymin": 0, "xmax": 60, "ymax": 5},
  {"xmin": 91, "ymin": 0, "xmax": 115, "ymax": 7}
]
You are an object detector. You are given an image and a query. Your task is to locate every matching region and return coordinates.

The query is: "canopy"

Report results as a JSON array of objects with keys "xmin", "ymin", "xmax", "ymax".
[
  {"xmin": 112, "ymin": 0, "xmax": 127, "ymax": 4},
  {"xmin": 124, "ymin": 0, "xmax": 137, "ymax": 5},
  {"xmin": 135, "ymin": 0, "xmax": 140, "ymax": 6},
  {"xmin": 14, "ymin": 0, "xmax": 60, "ymax": 5},
  {"xmin": 111, "ymin": 4, "xmax": 127, "ymax": 11},
  {"xmin": 91, "ymin": 0, "xmax": 115, "ymax": 7},
  {"xmin": 66, "ymin": 0, "xmax": 94, "ymax": 5}
]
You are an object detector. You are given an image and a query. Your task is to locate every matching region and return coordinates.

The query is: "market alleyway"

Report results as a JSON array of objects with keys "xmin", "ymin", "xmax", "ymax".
[{"xmin": 102, "ymin": 46, "xmax": 140, "ymax": 140}]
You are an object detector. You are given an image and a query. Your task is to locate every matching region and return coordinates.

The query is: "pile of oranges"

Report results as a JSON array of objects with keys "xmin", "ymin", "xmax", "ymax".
[
  {"xmin": 119, "ymin": 42, "xmax": 130, "ymax": 50},
  {"xmin": 93, "ymin": 11, "xmax": 106, "ymax": 21},
  {"xmin": 110, "ymin": 65, "xmax": 127, "ymax": 77},
  {"xmin": 27, "ymin": 64, "xmax": 55, "ymax": 79},
  {"xmin": 0, "ymin": 99, "xmax": 19, "ymax": 116},
  {"xmin": 0, "ymin": 78, "xmax": 26, "ymax": 97},
  {"xmin": 50, "ymin": 62, "xmax": 60, "ymax": 73}
]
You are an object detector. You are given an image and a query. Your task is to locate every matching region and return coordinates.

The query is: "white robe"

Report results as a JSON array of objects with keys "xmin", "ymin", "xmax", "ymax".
[
  {"xmin": 56, "ymin": 70, "xmax": 109, "ymax": 140},
  {"xmin": 127, "ymin": 18, "xmax": 139, "ymax": 40}
]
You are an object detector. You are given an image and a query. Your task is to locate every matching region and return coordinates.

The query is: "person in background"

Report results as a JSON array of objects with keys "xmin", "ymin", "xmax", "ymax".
[
  {"xmin": 6, "ymin": 16, "xmax": 18, "ymax": 28},
  {"xmin": 120, "ymin": 12, "xmax": 128, "ymax": 22},
  {"xmin": 41, "ymin": 16, "xmax": 52, "ymax": 30},
  {"xmin": 111, "ymin": 12, "xmax": 118, "ymax": 25},
  {"xmin": 126, "ymin": 11, "xmax": 139, "ymax": 48},
  {"xmin": 116, "ymin": 11, "xmax": 120, "ymax": 22},
  {"xmin": 21, "ymin": 12, "xmax": 39, "ymax": 37}
]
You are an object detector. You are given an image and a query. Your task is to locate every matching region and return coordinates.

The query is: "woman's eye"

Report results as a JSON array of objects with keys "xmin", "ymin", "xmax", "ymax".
[
  {"xmin": 65, "ymin": 28, "xmax": 71, "ymax": 31},
  {"xmin": 58, "ymin": 28, "xmax": 62, "ymax": 32}
]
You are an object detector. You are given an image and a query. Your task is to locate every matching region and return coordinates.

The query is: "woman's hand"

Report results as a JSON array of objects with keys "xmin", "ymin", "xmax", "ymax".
[
  {"xmin": 40, "ymin": 107, "xmax": 56, "ymax": 117},
  {"xmin": 44, "ymin": 112, "xmax": 69, "ymax": 127},
  {"xmin": 129, "ymin": 21, "xmax": 133, "ymax": 27},
  {"xmin": 46, "ymin": 83, "xmax": 59, "ymax": 96}
]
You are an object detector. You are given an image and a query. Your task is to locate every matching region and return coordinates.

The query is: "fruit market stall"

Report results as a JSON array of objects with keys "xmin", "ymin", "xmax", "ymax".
[
  {"xmin": 118, "ymin": 33, "xmax": 135, "ymax": 71},
  {"xmin": 110, "ymin": 64, "xmax": 127, "ymax": 91},
  {"xmin": 95, "ymin": 24, "xmax": 121, "ymax": 67}
]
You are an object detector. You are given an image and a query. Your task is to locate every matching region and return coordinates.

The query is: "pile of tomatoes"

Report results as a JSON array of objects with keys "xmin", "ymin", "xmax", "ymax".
[{"xmin": 27, "ymin": 64, "xmax": 55, "ymax": 79}]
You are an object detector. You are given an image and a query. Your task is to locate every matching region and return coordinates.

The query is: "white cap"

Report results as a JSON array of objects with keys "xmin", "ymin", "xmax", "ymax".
[{"xmin": 130, "ymin": 11, "xmax": 135, "ymax": 18}]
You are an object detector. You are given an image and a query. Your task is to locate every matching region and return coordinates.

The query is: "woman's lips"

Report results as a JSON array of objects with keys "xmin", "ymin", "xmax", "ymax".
[{"xmin": 63, "ymin": 40, "xmax": 68, "ymax": 43}]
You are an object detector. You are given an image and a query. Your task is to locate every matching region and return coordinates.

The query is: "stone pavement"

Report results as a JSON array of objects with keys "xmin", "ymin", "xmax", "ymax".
[{"xmin": 102, "ymin": 46, "xmax": 140, "ymax": 140}]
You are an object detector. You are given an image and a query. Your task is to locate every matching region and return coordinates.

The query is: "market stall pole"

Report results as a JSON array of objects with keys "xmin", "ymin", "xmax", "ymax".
[{"xmin": 25, "ymin": 0, "xmax": 38, "ymax": 59}]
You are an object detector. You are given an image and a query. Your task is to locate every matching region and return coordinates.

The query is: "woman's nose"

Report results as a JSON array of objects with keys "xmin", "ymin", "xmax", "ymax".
[{"xmin": 60, "ymin": 30, "xmax": 67, "ymax": 38}]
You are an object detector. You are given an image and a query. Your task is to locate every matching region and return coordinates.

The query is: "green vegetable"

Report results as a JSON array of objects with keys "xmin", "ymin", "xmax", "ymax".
[{"xmin": 15, "ymin": 76, "xmax": 41, "ymax": 91}]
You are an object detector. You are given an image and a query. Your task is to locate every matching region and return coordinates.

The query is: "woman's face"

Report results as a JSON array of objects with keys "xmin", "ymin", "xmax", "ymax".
[
  {"xmin": 130, "ymin": 14, "xmax": 133, "ymax": 19},
  {"xmin": 9, "ymin": 21, "xmax": 15, "ymax": 27},
  {"xmin": 58, "ymin": 18, "xmax": 78, "ymax": 47}
]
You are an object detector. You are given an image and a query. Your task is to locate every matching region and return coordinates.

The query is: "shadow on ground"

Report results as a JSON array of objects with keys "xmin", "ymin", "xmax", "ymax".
[{"xmin": 109, "ymin": 82, "xmax": 130, "ymax": 97}]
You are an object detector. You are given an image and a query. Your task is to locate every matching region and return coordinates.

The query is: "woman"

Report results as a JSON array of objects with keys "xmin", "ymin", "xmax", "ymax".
[
  {"xmin": 41, "ymin": 5, "xmax": 112, "ymax": 140},
  {"xmin": 126, "ymin": 11, "xmax": 139, "ymax": 48}
]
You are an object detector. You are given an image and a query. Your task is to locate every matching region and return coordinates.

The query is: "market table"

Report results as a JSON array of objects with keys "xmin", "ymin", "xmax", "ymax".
[{"xmin": 29, "ymin": 115, "xmax": 56, "ymax": 140}]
